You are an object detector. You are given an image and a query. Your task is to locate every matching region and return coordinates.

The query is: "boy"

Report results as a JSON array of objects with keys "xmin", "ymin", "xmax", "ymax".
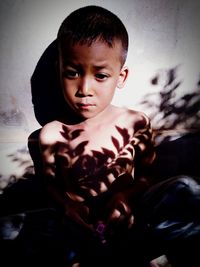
[
  {"xmin": 38, "ymin": 5, "xmax": 155, "ymax": 266},
  {"xmin": 29, "ymin": 5, "xmax": 200, "ymax": 267}
]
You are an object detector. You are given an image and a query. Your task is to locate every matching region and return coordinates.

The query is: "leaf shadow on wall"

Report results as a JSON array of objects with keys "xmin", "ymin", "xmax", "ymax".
[
  {"xmin": 139, "ymin": 66, "xmax": 200, "ymax": 143},
  {"xmin": 140, "ymin": 66, "xmax": 200, "ymax": 179}
]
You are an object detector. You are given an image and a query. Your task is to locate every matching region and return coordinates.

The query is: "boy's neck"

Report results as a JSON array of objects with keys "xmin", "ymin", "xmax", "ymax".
[{"xmin": 61, "ymin": 105, "xmax": 115, "ymax": 127}]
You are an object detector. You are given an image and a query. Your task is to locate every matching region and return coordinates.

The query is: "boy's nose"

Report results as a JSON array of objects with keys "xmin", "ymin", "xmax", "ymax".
[{"xmin": 78, "ymin": 77, "xmax": 93, "ymax": 96}]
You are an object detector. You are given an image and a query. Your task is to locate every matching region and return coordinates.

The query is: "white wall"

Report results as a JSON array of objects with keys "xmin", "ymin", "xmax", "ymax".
[{"xmin": 0, "ymin": 0, "xmax": 200, "ymax": 142}]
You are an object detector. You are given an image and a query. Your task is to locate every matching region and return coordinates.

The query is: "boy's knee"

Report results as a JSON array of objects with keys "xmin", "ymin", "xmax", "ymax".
[
  {"xmin": 170, "ymin": 175, "xmax": 200, "ymax": 196},
  {"xmin": 142, "ymin": 175, "xmax": 200, "ymax": 221},
  {"xmin": 162, "ymin": 175, "xmax": 200, "ymax": 221}
]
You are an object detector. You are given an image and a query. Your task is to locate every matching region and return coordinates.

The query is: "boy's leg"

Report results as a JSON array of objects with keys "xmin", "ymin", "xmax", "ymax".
[
  {"xmin": 139, "ymin": 175, "xmax": 200, "ymax": 267},
  {"xmin": 12, "ymin": 208, "xmax": 69, "ymax": 265},
  {"xmin": 2, "ymin": 208, "xmax": 120, "ymax": 267}
]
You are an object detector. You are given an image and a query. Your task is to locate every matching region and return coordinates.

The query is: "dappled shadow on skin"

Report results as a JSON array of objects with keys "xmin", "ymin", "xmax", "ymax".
[
  {"xmin": 55, "ymin": 124, "xmax": 134, "ymax": 200},
  {"xmin": 140, "ymin": 66, "xmax": 200, "ymax": 142}
]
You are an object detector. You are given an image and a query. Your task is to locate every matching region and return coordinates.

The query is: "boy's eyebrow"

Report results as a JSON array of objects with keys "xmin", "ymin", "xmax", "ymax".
[
  {"xmin": 62, "ymin": 61, "xmax": 113, "ymax": 71},
  {"xmin": 93, "ymin": 64, "xmax": 112, "ymax": 70},
  {"xmin": 62, "ymin": 60, "xmax": 78, "ymax": 68}
]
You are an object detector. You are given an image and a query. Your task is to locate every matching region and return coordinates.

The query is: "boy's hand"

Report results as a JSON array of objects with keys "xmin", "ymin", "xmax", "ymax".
[
  {"xmin": 64, "ymin": 198, "xmax": 94, "ymax": 232},
  {"xmin": 102, "ymin": 192, "xmax": 134, "ymax": 239}
]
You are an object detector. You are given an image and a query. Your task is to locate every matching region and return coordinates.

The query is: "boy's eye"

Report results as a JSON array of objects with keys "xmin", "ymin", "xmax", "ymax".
[
  {"xmin": 95, "ymin": 73, "xmax": 109, "ymax": 81},
  {"xmin": 63, "ymin": 69, "xmax": 79, "ymax": 79}
]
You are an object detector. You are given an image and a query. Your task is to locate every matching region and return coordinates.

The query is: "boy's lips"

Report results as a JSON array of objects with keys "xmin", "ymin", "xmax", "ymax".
[{"xmin": 77, "ymin": 103, "xmax": 95, "ymax": 109}]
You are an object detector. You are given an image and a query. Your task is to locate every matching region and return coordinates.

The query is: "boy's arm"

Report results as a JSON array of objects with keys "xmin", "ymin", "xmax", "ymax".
[
  {"xmin": 110, "ymin": 112, "xmax": 155, "ymax": 199},
  {"xmin": 39, "ymin": 127, "xmax": 63, "ymax": 207},
  {"xmin": 39, "ymin": 125, "xmax": 57, "ymax": 178},
  {"xmin": 102, "ymin": 113, "xmax": 155, "ymax": 234},
  {"xmin": 131, "ymin": 112, "xmax": 156, "ymax": 186},
  {"xmin": 39, "ymin": 127, "xmax": 94, "ymax": 231}
]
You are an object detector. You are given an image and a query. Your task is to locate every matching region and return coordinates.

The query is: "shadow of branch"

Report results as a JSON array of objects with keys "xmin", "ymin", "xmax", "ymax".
[{"xmin": 139, "ymin": 66, "xmax": 200, "ymax": 143}]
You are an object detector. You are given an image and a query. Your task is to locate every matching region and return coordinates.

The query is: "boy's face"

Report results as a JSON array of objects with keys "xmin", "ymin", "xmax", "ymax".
[{"xmin": 59, "ymin": 39, "xmax": 128, "ymax": 120}]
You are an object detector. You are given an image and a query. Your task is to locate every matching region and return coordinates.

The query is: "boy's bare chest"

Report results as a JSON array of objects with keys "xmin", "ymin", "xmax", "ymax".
[
  {"xmin": 55, "ymin": 123, "xmax": 134, "ymax": 198},
  {"xmin": 57, "ymin": 124, "xmax": 132, "ymax": 161}
]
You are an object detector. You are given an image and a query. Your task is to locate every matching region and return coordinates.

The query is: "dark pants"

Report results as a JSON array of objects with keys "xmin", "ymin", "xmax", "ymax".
[
  {"xmin": 1, "ymin": 175, "xmax": 200, "ymax": 267},
  {"xmin": 138, "ymin": 175, "xmax": 200, "ymax": 267}
]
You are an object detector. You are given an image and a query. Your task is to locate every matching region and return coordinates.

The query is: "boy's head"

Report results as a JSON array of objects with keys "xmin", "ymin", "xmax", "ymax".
[
  {"xmin": 57, "ymin": 5, "xmax": 129, "ymax": 66},
  {"xmin": 56, "ymin": 6, "xmax": 129, "ymax": 121}
]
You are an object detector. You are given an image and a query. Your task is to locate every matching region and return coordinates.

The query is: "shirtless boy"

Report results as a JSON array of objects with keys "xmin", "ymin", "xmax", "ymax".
[
  {"xmin": 38, "ymin": 5, "xmax": 155, "ymax": 266},
  {"xmin": 37, "ymin": 5, "xmax": 200, "ymax": 267}
]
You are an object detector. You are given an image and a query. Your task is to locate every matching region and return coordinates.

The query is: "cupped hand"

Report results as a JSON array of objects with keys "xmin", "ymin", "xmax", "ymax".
[
  {"xmin": 64, "ymin": 198, "xmax": 94, "ymax": 232},
  {"xmin": 102, "ymin": 192, "xmax": 134, "ymax": 239}
]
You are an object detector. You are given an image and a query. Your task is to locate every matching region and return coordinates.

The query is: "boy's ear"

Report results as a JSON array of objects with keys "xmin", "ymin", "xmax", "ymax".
[{"xmin": 117, "ymin": 66, "xmax": 129, "ymax": 89}]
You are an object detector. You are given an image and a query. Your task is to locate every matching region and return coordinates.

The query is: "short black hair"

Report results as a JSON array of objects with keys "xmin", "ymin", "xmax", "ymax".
[{"xmin": 57, "ymin": 5, "xmax": 129, "ymax": 65}]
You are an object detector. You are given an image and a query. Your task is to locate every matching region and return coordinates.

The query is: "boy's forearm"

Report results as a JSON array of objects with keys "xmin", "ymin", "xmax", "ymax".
[
  {"xmin": 126, "ymin": 175, "xmax": 151, "ymax": 201},
  {"xmin": 47, "ymin": 182, "xmax": 68, "ymax": 212},
  {"xmin": 109, "ymin": 172, "xmax": 152, "ymax": 197}
]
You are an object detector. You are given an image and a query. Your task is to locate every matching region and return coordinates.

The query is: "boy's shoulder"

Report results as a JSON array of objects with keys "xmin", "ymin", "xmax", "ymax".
[
  {"xmin": 40, "ymin": 120, "xmax": 63, "ymax": 133},
  {"xmin": 114, "ymin": 106, "xmax": 150, "ymax": 129},
  {"xmin": 39, "ymin": 120, "xmax": 63, "ymax": 144}
]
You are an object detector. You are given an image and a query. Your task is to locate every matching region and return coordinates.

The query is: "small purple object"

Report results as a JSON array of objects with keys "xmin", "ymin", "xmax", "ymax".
[{"xmin": 96, "ymin": 223, "xmax": 106, "ymax": 244}]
